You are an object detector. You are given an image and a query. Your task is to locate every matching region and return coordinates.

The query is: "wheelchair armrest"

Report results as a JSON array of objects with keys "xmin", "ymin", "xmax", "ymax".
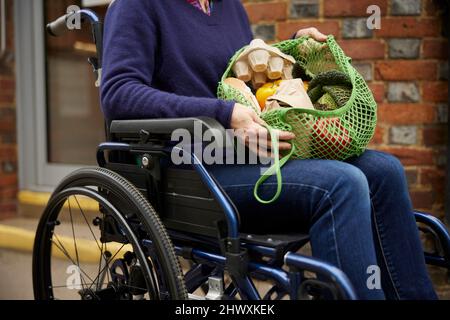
[{"xmin": 109, "ymin": 117, "xmax": 226, "ymax": 141}]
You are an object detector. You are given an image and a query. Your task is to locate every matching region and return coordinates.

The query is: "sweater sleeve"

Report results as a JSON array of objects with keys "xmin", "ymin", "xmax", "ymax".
[{"xmin": 100, "ymin": 0, "xmax": 235, "ymax": 128}]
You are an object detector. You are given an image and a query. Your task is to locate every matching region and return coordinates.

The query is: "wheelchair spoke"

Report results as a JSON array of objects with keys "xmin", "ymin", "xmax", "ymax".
[
  {"xmin": 96, "ymin": 239, "xmax": 106, "ymax": 290},
  {"xmin": 50, "ymin": 282, "xmax": 147, "ymax": 292},
  {"xmin": 73, "ymin": 195, "xmax": 102, "ymax": 253},
  {"xmin": 88, "ymin": 243, "xmax": 126, "ymax": 292},
  {"xmin": 67, "ymin": 198, "xmax": 81, "ymax": 270},
  {"xmin": 50, "ymin": 283, "xmax": 96, "ymax": 289},
  {"xmin": 51, "ymin": 234, "xmax": 71, "ymax": 260},
  {"xmin": 53, "ymin": 235, "xmax": 92, "ymax": 281},
  {"xmin": 105, "ymin": 252, "xmax": 111, "ymax": 284},
  {"xmin": 51, "ymin": 233, "xmax": 95, "ymax": 286}
]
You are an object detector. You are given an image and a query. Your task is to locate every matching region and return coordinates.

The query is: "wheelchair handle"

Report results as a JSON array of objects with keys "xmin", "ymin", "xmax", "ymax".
[
  {"xmin": 47, "ymin": 9, "xmax": 103, "ymax": 73},
  {"xmin": 47, "ymin": 9, "xmax": 101, "ymax": 37},
  {"xmin": 46, "ymin": 14, "xmax": 71, "ymax": 37}
]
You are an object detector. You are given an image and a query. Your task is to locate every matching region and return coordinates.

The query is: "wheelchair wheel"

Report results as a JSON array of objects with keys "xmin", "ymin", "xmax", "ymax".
[{"xmin": 33, "ymin": 167, "xmax": 187, "ymax": 300}]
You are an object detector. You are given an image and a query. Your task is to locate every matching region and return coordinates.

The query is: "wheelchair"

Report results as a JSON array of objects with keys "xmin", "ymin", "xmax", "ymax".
[{"xmin": 32, "ymin": 8, "xmax": 450, "ymax": 301}]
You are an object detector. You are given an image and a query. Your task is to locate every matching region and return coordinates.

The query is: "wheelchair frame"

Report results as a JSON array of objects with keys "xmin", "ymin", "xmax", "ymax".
[{"xmin": 37, "ymin": 7, "xmax": 450, "ymax": 300}]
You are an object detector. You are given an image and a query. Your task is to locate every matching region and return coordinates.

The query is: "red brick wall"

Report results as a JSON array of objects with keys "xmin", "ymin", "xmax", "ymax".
[
  {"xmin": 0, "ymin": 0, "xmax": 17, "ymax": 220},
  {"xmin": 243, "ymin": 0, "xmax": 449, "ymax": 217}
]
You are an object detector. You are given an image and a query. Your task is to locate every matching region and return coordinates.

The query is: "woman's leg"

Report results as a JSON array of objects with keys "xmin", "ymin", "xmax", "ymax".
[
  {"xmin": 346, "ymin": 150, "xmax": 438, "ymax": 300},
  {"xmin": 208, "ymin": 159, "xmax": 385, "ymax": 299}
]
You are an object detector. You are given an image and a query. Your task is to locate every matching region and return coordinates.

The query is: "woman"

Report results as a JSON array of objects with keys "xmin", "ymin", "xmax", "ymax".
[{"xmin": 101, "ymin": 0, "xmax": 437, "ymax": 300}]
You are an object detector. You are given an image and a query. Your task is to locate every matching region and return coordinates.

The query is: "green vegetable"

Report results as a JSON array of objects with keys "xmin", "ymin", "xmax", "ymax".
[
  {"xmin": 307, "ymin": 86, "xmax": 323, "ymax": 103},
  {"xmin": 316, "ymin": 93, "xmax": 338, "ymax": 110},
  {"xmin": 307, "ymin": 70, "xmax": 353, "ymax": 111},
  {"xmin": 323, "ymin": 85, "xmax": 352, "ymax": 107},
  {"xmin": 308, "ymin": 70, "xmax": 352, "ymax": 91}
]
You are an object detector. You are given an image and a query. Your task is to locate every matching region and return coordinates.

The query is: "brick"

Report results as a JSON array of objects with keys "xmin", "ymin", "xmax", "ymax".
[
  {"xmin": 405, "ymin": 168, "xmax": 418, "ymax": 186},
  {"xmin": 0, "ymin": 109, "xmax": 15, "ymax": 133},
  {"xmin": 387, "ymin": 82, "xmax": 420, "ymax": 102},
  {"xmin": 0, "ymin": 93, "xmax": 14, "ymax": 104},
  {"xmin": 352, "ymin": 62, "xmax": 372, "ymax": 81},
  {"xmin": 391, "ymin": 0, "xmax": 422, "ymax": 16},
  {"xmin": 434, "ymin": 148, "xmax": 447, "ymax": 168},
  {"xmin": 1, "ymin": 161, "xmax": 16, "ymax": 174},
  {"xmin": 388, "ymin": 38, "xmax": 421, "ymax": 59},
  {"xmin": 245, "ymin": 2, "xmax": 287, "ymax": 24},
  {"xmin": 0, "ymin": 107, "xmax": 15, "ymax": 118},
  {"xmin": 290, "ymin": 0, "xmax": 319, "ymax": 18},
  {"xmin": 425, "ymin": 167, "xmax": 446, "ymax": 191},
  {"xmin": 339, "ymin": 39, "xmax": 385, "ymax": 60},
  {"xmin": 0, "ymin": 77, "xmax": 15, "ymax": 93},
  {"xmin": 377, "ymin": 103, "xmax": 436, "ymax": 124},
  {"xmin": 371, "ymin": 126, "xmax": 385, "ymax": 144},
  {"xmin": 377, "ymin": 147, "xmax": 435, "ymax": 166},
  {"xmin": 410, "ymin": 190, "xmax": 435, "ymax": 210},
  {"xmin": 375, "ymin": 18, "xmax": 440, "ymax": 38},
  {"xmin": 423, "ymin": 39, "xmax": 449, "ymax": 59},
  {"xmin": 0, "ymin": 174, "xmax": 17, "ymax": 187},
  {"xmin": 421, "ymin": 168, "xmax": 446, "ymax": 186},
  {"xmin": 424, "ymin": 0, "xmax": 446, "ymax": 16},
  {"xmin": 0, "ymin": 143, "xmax": 17, "ymax": 155},
  {"xmin": 436, "ymin": 103, "xmax": 448, "ymax": 123},
  {"xmin": 369, "ymin": 83, "xmax": 385, "ymax": 102},
  {"xmin": 0, "ymin": 61, "xmax": 14, "ymax": 78},
  {"xmin": 0, "ymin": 186, "xmax": 18, "ymax": 200},
  {"xmin": 438, "ymin": 62, "xmax": 448, "ymax": 80},
  {"xmin": 324, "ymin": 0, "xmax": 388, "ymax": 17},
  {"xmin": 390, "ymin": 125, "xmax": 417, "ymax": 145},
  {"xmin": 0, "ymin": 145, "xmax": 17, "ymax": 158},
  {"xmin": 375, "ymin": 61, "xmax": 437, "ymax": 81},
  {"xmin": 342, "ymin": 18, "xmax": 373, "ymax": 39},
  {"xmin": 277, "ymin": 21, "xmax": 340, "ymax": 40},
  {"xmin": 252, "ymin": 24, "xmax": 275, "ymax": 42},
  {"xmin": 422, "ymin": 82, "xmax": 448, "ymax": 103},
  {"xmin": 0, "ymin": 120, "xmax": 15, "ymax": 133},
  {"xmin": 1, "ymin": 133, "xmax": 16, "ymax": 145},
  {"xmin": 422, "ymin": 126, "xmax": 447, "ymax": 146}
]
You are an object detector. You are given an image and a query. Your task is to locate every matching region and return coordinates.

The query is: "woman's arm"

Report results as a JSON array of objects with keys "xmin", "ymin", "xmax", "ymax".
[{"xmin": 100, "ymin": 0, "xmax": 235, "ymax": 128}]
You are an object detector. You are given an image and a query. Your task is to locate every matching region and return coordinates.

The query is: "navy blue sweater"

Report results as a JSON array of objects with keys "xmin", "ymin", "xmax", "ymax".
[{"xmin": 101, "ymin": 0, "xmax": 253, "ymax": 128}]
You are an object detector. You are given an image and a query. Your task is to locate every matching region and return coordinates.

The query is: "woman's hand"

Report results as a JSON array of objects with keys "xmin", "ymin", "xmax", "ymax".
[
  {"xmin": 294, "ymin": 27, "xmax": 327, "ymax": 42},
  {"xmin": 230, "ymin": 103, "xmax": 295, "ymax": 158}
]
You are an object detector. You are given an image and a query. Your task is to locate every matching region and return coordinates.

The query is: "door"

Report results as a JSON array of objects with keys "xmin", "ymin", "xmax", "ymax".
[{"xmin": 15, "ymin": 0, "xmax": 110, "ymax": 191}]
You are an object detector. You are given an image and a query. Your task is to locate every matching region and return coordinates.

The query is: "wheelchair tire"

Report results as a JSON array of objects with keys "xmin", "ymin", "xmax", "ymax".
[{"xmin": 33, "ymin": 167, "xmax": 188, "ymax": 300}]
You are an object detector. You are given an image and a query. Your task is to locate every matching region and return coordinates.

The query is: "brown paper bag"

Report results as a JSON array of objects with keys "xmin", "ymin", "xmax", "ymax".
[{"xmin": 265, "ymin": 79, "xmax": 314, "ymax": 111}]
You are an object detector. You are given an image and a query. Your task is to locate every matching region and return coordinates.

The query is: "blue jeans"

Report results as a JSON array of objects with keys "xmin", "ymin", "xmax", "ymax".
[{"xmin": 207, "ymin": 150, "xmax": 437, "ymax": 300}]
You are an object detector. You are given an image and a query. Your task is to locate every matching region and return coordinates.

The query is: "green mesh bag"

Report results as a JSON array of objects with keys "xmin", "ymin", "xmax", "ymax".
[{"xmin": 217, "ymin": 36, "xmax": 377, "ymax": 204}]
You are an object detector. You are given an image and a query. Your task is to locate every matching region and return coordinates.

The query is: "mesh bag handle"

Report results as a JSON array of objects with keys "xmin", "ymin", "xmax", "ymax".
[{"xmin": 253, "ymin": 125, "xmax": 296, "ymax": 204}]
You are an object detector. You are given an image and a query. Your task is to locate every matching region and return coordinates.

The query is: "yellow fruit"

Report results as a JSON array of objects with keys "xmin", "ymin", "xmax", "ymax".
[
  {"xmin": 256, "ymin": 81, "xmax": 279, "ymax": 110},
  {"xmin": 303, "ymin": 81, "xmax": 309, "ymax": 91}
]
